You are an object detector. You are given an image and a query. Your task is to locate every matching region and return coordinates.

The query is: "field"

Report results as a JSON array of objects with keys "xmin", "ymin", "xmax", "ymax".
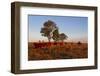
[{"xmin": 28, "ymin": 42, "xmax": 88, "ymax": 60}]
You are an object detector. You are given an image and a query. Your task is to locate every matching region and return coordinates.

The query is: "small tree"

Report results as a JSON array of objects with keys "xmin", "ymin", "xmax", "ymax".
[
  {"xmin": 77, "ymin": 41, "xmax": 82, "ymax": 45},
  {"xmin": 59, "ymin": 33, "xmax": 68, "ymax": 42}
]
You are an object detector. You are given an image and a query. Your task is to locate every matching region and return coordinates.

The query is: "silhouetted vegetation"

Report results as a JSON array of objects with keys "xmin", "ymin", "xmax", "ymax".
[
  {"xmin": 77, "ymin": 41, "xmax": 82, "ymax": 45},
  {"xmin": 40, "ymin": 20, "xmax": 68, "ymax": 42}
]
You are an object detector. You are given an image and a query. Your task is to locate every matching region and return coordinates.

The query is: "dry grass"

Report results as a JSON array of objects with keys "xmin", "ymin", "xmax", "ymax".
[{"xmin": 28, "ymin": 42, "xmax": 88, "ymax": 60}]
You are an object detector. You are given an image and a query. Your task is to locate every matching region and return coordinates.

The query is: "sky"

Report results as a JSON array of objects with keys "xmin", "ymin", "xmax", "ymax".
[{"xmin": 28, "ymin": 15, "xmax": 88, "ymax": 43}]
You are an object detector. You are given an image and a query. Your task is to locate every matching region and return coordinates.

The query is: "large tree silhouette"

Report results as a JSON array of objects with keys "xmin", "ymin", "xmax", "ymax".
[{"xmin": 40, "ymin": 20, "xmax": 68, "ymax": 42}]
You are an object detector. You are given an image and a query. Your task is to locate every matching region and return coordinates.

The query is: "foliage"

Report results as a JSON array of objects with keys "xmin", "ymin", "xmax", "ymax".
[
  {"xmin": 52, "ymin": 29, "xmax": 59, "ymax": 42},
  {"xmin": 59, "ymin": 33, "xmax": 68, "ymax": 42}
]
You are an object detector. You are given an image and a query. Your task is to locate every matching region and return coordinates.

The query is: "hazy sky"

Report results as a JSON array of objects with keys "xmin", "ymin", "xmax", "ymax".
[{"xmin": 28, "ymin": 15, "xmax": 88, "ymax": 43}]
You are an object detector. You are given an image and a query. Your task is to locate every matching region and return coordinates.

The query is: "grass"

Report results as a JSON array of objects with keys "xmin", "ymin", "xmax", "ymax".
[{"xmin": 28, "ymin": 42, "xmax": 88, "ymax": 60}]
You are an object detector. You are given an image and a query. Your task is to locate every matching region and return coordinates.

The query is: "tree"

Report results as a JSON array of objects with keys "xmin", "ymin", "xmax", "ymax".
[
  {"xmin": 77, "ymin": 41, "xmax": 81, "ymax": 45},
  {"xmin": 59, "ymin": 33, "xmax": 68, "ymax": 42},
  {"xmin": 40, "ymin": 20, "xmax": 58, "ymax": 42},
  {"xmin": 40, "ymin": 20, "xmax": 68, "ymax": 42}
]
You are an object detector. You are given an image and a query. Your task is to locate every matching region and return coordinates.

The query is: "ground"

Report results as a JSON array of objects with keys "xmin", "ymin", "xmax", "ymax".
[{"xmin": 28, "ymin": 42, "xmax": 88, "ymax": 60}]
